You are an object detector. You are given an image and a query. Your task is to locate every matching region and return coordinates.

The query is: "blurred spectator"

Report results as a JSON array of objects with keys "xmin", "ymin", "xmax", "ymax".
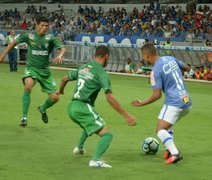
[
  {"xmin": 20, "ymin": 20, "xmax": 28, "ymax": 30},
  {"xmin": 201, "ymin": 39, "xmax": 212, "ymax": 66},
  {"xmin": 5, "ymin": 30, "xmax": 18, "ymax": 72},
  {"xmin": 184, "ymin": 64, "xmax": 195, "ymax": 79},
  {"xmin": 78, "ymin": 5, "xmax": 84, "ymax": 14},
  {"xmin": 195, "ymin": 66, "xmax": 201, "ymax": 79},
  {"xmin": 185, "ymin": 29, "xmax": 195, "ymax": 44},
  {"xmin": 135, "ymin": 61, "xmax": 145, "ymax": 74},
  {"xmin": 200, "ymin": 65, "xmax": 207, "ymax": 79},
  {"xmin": 122, "ymin": 57, "xmax": 135, "ymax": 74},
  {"xmin": 186, "ymin": 0, "xmax": 197, "ymax": 14},
  {"xmin": 163, "ymin": 38, "xmax": 172, "ymax": 55},
  {"xmin": 203, "ymin": 66, "xmax": 212, "ymax": 81},
  {"xmin": 135, "ymin": 61, "xmax": 151, "ymax": 75}
]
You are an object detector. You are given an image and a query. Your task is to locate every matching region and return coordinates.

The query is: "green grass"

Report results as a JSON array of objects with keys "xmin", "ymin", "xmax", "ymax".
[{"xmin": 0, "ymin": 63, "xmax": 212, "ymax": 180}]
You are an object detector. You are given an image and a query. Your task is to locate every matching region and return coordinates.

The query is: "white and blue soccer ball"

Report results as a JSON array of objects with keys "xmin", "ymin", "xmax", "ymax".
[{"xmin": 142, "ymin": 137, "xmax": 159, "ymax": 155}]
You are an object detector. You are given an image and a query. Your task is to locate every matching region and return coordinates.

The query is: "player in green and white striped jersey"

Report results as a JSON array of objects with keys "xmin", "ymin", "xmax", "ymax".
[
  {"xmin": 58, "ymin": 45, "xmax": 137, "ymax": 168},
  {"xmin": 0, "ymin": 16, "xmax": 66, "ymax": 127}
]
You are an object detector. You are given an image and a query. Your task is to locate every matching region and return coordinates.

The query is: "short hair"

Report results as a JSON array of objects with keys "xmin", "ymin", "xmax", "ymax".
[
  {"xmin": 141, "ymin": 43, "xmax": 157, "ymax": 56},
  {"xmin": 36, "ymin": 16, "xmax": 49, "ymax": 25},
  {"xmin": 95, "ymin": 45, "xmax": 109, "ymax": 57}
]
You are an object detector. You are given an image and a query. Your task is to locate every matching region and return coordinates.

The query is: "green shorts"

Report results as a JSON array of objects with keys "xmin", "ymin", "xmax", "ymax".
[
  {"xmin": 68, "ymin": 100, "xmax": 106, "ymax": 136},
  {"xmin": 23, "ymin": 67, "xmax": 57, "ymax": 93}
]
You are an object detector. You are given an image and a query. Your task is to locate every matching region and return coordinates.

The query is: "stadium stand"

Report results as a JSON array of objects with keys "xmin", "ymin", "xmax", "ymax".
[{"xmin": 0, "ymin": 1, "xmax": 211, "ymax": 80}]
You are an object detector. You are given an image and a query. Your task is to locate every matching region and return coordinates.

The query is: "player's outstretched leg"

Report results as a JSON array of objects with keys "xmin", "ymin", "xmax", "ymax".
[
  {"xmin": 89, "ymin": 132, "xmax": 113, "ymax": 168},
  {"xmin": 157, "ymin": 129, "xmax": 182, "ymax": 164}
]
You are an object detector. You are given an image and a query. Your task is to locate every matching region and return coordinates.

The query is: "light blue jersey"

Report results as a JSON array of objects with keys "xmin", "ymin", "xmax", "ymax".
[{"xmin": 150, "ymin": 56, "xmax": 192, "ymax": 108}]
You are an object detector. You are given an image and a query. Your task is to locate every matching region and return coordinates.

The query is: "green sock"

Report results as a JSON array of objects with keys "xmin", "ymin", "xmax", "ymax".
[
  {"xmin": 39, "ymin": 97, "xmax": 56, "ymax": 112},
  {"xmin": 22, "ymin": 91, "xmax": 31, "ymax": 118},
  {"xmin": 92, "ymin": 132, "xmax": 113, "ymax": 161},
  {"xmin": 77, "ymin": 130, "xmax": 88, "ymax": 149}
]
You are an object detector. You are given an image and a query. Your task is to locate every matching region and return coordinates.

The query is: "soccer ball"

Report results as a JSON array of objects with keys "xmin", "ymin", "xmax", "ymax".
[{"xmin": 142, "ymin": 137, "xmax": 159, "ymax": 155}]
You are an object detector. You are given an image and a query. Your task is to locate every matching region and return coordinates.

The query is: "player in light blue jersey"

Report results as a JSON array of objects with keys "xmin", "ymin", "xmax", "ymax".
[{"xmin": 131, "ymin": 43, "xmax": 192, "ymax": 164}]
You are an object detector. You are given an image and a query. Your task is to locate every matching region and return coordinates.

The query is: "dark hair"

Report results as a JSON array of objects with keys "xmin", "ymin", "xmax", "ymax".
[
  {"xmin": 36, "ymin": 16, "xmax": 49, "ymax": 25},
  {"xmin": 95, "ymin": 45, "xmax": 109, "ymax": 57},
  {"xmin": 141, "ymin": 43, "xmax": 157, "ymax": 56}
]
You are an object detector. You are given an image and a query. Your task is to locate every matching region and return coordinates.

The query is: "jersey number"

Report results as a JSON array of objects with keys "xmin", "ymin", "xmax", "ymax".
[
  {"xmin": 74, "ymin": 78, "xmax": 85, "ymax": 98},
  {"xmin": 172, "ymin": 71, "xmax": 189, "ymax": 103},
  {"xmin": 172, "ymin": 70, "xmax": 184, "ymax": 91}
]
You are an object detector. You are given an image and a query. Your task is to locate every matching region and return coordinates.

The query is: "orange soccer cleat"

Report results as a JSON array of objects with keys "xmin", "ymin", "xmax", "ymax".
[{"xmin": 165, "ymin": 154, "xmax": 183, "ymax": 164}]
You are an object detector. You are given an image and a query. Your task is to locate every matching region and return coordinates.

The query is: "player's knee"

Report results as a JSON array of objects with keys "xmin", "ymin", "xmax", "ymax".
[
  {"xmin": 51, "ymin": 93, "xmax": 59, "ymax": 102},
  {"xmin": 24, "ymin": 86, "xmax": 32, "ymax": 92}
]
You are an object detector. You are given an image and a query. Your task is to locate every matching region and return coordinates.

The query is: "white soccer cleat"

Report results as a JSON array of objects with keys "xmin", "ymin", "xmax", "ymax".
[
  {"xmin": 89, "ymin": 160, "xmax": 112, "ymax": 168},
  {"xmin": 73, "ymin": 147, "xmax": 85, "ymax": 155}
]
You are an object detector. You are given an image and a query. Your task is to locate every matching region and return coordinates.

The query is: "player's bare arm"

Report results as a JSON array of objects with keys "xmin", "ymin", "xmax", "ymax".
[
  {"xmin": 0, "ymin": 40, "xmax": 16, "ymax": 62},
  {"xmin": 106, "ymin": 92, "xmax": 137, "ymax": 126},
  {"xmin": 58, "ymin": 75, "xmax": 69, "ymax": 94},
  {"xmin": 53, "ymin": 47, "xmax": 66, "ymax": 64},
  {"xmin": 131, "ymin": 89, "xmax": 162, "ymax": 107}
]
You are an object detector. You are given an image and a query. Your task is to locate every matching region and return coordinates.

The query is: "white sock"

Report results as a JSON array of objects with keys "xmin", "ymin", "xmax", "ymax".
[{"xmin": 157, "ymin": 129, "xmax": 179, "ymax": 155}]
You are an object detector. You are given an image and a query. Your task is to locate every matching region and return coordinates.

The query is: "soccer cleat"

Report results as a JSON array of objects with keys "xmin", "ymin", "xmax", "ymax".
[
  {"xmin": 73, "ymin": 147, "xmax": 85, "ymax": 155},
  {"xmin": 89, "ymin": 160, "xmax": 112, "ymax": 168},
  {"xmin": 20, "ymin": 118, "xmax": 27, "ymax": 127},
  {"xmin": 164, "ymin": 149, "xmax": 171, "ymax": 159},
  {"xmin": 38, "ymin": 106, "xmax": 48, "ymax": 124},
  {"xmin": 165, "ymin": 154, "xmax": 183, "ymax": 164}
]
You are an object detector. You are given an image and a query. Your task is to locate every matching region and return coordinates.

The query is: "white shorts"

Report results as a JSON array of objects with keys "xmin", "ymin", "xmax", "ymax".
[{"xmin": 158, "ymin": 105, "xmax": 192, "ymax": 125}]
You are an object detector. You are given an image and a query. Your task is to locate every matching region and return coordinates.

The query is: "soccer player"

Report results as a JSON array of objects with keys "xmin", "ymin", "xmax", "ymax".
[
  {"xmin": 131, "ymin": 43, "xmax": 192, "ymax": 164},
  {"xmin": 58, "ymin": 45, "xmax": 137, "ymax": 168},
  {"xmin": 0, "ymin": 16, "xmax": 66, "ymax": 127}
]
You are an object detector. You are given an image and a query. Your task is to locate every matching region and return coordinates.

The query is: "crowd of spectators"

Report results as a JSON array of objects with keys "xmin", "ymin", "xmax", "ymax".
[
  {"xmin": 68, "ymin": 1, "xmax": 212, "ymax": 41},
  {"xmin": 0, "ymin": 1, "xmax": 211, "ymax": 81},
  {"xmin": 0, "ymin": 1, "xmax": 211, "ymax": 42}
]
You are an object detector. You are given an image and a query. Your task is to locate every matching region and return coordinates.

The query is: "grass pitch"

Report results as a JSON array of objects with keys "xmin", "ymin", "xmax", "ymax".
[{"xmin": 0, "ymin": 63, "xmax": 212, "ymax": 180}]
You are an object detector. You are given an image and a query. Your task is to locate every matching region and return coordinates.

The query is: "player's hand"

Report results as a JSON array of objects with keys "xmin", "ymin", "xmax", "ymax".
[
  {"xmin": 131, "ymin": 99, "xmax": 143, "ymax": 107},
  {"xmin": 53, "ymin": 56, "xmax": 63, "ymax": 64},
  {"xmin": 125, "ymin": 114, "xmax": 137, "ymax": 126}
]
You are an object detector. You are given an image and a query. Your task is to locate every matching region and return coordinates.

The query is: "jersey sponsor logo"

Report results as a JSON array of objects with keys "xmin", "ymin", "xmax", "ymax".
[
  {"xmin": 182, "ymin": 96, "xmax": 189, "ymax": 104},
  {"xmin": 29, "ymin": 33, "xmax": 35, "ymax": 40},
  {"xmin": 82, "ymin": 68, "xmax": 89, "ymax": 73},
  {"xmin": 45, "ymin": 34, "xmax": 51, "ymax": 40},
  {"xmin": 163, "ymin": 60, "xmax": 179, "ymax": 74},
  {"xmin": 79, "ymin": 68, "xmax": 94, "ymax": 80},
  {"xmin": 32, "ymin": 50, "xmax": 48, "ymax": 56}
]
